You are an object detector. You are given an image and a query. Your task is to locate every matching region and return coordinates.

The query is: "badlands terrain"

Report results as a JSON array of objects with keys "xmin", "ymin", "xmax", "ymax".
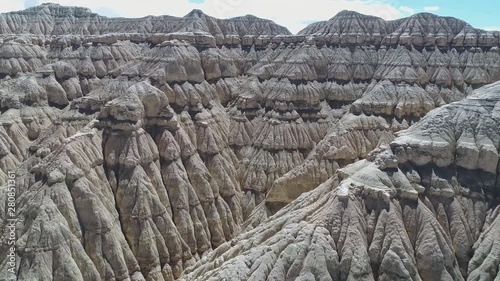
[{"xmin": 0, "ymin": 3, "xmax": 499, "ymax": 281}]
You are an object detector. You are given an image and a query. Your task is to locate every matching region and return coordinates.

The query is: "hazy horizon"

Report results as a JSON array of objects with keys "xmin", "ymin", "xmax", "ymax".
[{"xmin": 1, "ymin": 0, "xmax": 499, "ymax": 34}]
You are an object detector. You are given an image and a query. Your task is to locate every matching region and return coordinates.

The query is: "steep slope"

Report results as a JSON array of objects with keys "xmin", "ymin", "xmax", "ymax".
[
  {"xmin": 299, "ymin": 10, "xmax": 500, "ymax": 47},
  {"xmin": 0, "ymin": 3, "xmax": 291, "ymax": 38},
  {"xmin": 181, "ymin": 81, "xmax": 500, "ymax": 281},
  {"xmin": 0, "ymin": 4, "xmax": 499, "ymax": 281}
]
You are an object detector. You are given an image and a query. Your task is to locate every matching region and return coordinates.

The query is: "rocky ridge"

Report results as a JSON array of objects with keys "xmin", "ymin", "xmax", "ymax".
[
  {"xmin": 0, "ymin": 4, "xmax": 499, "ymax": 281},
  {"xmin": 300, "ymin": 10, "xmax": 500, "ymax": 47},
  {"xmin": 0, "ymin": 3, "xmax": 290, "ymax": 39},
  {"xmin": 182, "ymin": 81, "xmax": 500, "ymax": 281}
]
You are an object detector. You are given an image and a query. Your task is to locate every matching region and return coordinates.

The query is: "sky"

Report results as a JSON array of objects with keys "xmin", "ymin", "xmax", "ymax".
[{"xmin": 1, "ymin": 0, "xmax": 499, "ymax": 34}]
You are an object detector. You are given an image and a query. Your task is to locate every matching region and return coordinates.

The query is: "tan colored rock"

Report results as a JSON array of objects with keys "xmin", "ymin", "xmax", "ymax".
[{"xmin": 0, "ymin": 4, "xmax": 499, "ymax": 281}]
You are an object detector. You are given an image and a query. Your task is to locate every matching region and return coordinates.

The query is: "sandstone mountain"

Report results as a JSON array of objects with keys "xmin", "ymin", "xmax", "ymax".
[{"xmin": 0, "ymin": 3, "xmax": 499, "ymax": 281}]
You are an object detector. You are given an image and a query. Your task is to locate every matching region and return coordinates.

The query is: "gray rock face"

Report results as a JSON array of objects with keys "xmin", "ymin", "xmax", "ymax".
[
  {"xmin": 0, "ymin": 4, "xmax": 499, "ymax": 281},
  {"xmin": 300, "ymin": 10, "xmax": 500, "ymax": 48},
  {"xmin": 182, "ymin": 81, "xmax": 500, "ymax": 281},
  {"xmin": 0, "ymin": 3, "xmax": 290, "ymax": 39}
]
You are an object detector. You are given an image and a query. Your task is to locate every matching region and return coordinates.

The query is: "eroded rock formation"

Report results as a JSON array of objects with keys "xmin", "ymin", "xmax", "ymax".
[
  {"xmin": 0, "ymin": 3, "xmax": 499, "ymax": 281},
  {"xmin": 182, "ymin": 81, "xmax": 500, "ymax": 281}
]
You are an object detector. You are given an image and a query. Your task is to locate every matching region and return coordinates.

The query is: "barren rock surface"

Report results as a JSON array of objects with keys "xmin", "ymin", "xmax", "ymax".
[
  {"xmin": 300, "ymin": 10, "xmax": 500, "ymax": 48},
  {"xmin": 0, "ymin": 4, "xmax": 499, "ymax": 281},
  {"xmin": 182, "ymin": 81, "xmax": 500, "ymax": 281}
]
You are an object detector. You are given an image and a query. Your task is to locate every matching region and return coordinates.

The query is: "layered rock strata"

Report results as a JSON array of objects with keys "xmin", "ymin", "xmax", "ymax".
[
  {"xmin": 181, "ymin": 81, "xmax": 500, "ymax": 281},
  {"xmin": 0, "ymin": 4, "xmax": 499, "ymax": 281}
]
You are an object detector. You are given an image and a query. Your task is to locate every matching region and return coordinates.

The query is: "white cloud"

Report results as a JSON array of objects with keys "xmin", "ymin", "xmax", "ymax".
[
  {"xmin": 0, "ymin": 0, "xmax": 24, "ymax": 13},
  {"xmin": 483, "ymin": 26, "xmax": 500, "ymax": 31},
  {"xmin": 2, "ymin": 0, "xmax": 405, "ymax": 34},
  {"xmin": 399, "ymin": 6, "xmax": 415, "ymax": 15},
  {"xmin": 424, "ymin": 6, "xmax": 440, "ymax": 12}
]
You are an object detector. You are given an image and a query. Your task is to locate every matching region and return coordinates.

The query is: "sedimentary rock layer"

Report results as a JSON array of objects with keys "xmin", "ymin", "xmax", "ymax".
[
  {"xmin": 181, "ymin": 81, "xmax": 500, "ymax": 281},
  {"xmin": 0, "ymin": 4, "xmax": 499, "ymax": 281}
]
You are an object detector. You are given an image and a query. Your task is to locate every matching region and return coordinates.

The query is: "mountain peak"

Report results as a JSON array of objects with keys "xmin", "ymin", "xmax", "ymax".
[
  {"xmin": 336, "ymin": 10, "xmax": 363, "ymax": 16},
  {"xmin": 184, "ymin": 9, "xmax": 207, "ymax": 18},
  {"xmin": 330, "ymin": 10, "xmax": 381, "ymax": 20},
  {"xmin": 22, "ymin": 2, "xmax": 95, "ymax": 17}
]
